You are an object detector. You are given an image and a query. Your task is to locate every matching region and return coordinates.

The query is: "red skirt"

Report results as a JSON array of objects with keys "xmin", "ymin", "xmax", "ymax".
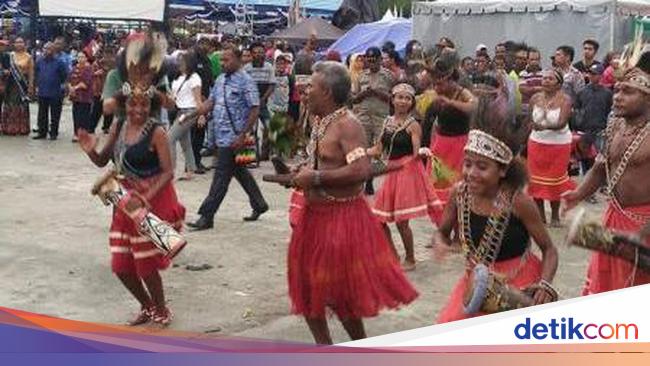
[
  {"xmin": 582, "ymin": 203, "xmax": 650, "ymax": 295},
  {"xmin": 288, "ymin": 196, "xmax": 419, "ymax": 319},
  {"xmin": 373, "ymin": 156, "xmax": 443, "ymax": 223},
  {"xmin": 288, "ymin": 189, "xmax": 306, "ymax": 228},
  {"xmin": 436, "ymin": 252, "xmax": 542, "ymax": 323},
  {"xmin": 527, "ymin": 140, "xmax": 575, "ymax": 201},
  {"xmin": 429, "ymin": 132, "xmax": 467, "ymax": 187},
  {"xmin": 109, "ymin": 178, "xmax": 186, "ymax": 278}
]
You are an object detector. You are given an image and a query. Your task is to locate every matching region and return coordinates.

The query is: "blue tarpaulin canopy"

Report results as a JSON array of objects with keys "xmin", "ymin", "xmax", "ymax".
[{"xmin": 328, "ymin": 18, "xmax": 412, "ymax": 60}]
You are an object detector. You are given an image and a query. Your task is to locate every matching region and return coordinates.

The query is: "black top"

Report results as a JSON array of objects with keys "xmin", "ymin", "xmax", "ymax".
[
  {"xmin": 574, "ymin": 83, "xmax": 613, "ymax": 132},
  {"xmin": 114, "ymin": 120, "xmax": 162, "ymax": 178},
  {"xmin": 381, "ymin": 126, "xmax": 413, "ymax": 159},
  {"xmin": 421, "ymin": 90, "xmax": 471, "ymax": 144},
  {"xmin": 469, "ymin": 211, "xmax": 530, "ymax": 262}
]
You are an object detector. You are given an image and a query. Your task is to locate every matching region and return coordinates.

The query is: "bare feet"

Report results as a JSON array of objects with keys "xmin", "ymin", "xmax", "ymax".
[
  {"xmin": 402, "ymin": 259, "xmax": 416, "ymax": 272},
  {"xmin": 152, "ymin": 306, "xmax": 173, "ymax": 327},
  {"xmin": 127, "ymin": 306, "xmax": 154, "ymax": 326}
]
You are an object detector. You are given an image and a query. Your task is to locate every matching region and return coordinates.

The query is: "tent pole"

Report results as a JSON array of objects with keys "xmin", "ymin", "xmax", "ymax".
[{"xmin": 610, "ymin": 0, "xmax": 617, "ymax": 50}]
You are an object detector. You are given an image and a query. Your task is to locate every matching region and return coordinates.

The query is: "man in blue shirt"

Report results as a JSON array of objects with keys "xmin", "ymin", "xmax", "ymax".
[
  {"xmin": 33, "ymin": 42, "xmax": 68, "ymax": 140},
  {"xmin": 188, "ymin": 46, "xmax": 269, "ymax": 230}
]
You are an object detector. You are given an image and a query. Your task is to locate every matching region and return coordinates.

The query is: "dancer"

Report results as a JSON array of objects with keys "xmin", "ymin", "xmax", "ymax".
[
  {"xmin": 423, "ymin": 56, "xmax": 477, "ymax": 212},
  {"xmin": 434, "ymin": 93, "xmax": 558, "ymax": 323},
  {"xmin": 286, "ymin": 61, "xmax": 418, "ymax": 344},
  {"xmin": 563, "ymin": 66, "xmax": 650, "ymax": 294},
  {"xmin": 368, "ymin": 83, "xmax": 441, "ymax": 271},
  {"xmin": 527, "ymin": 69, "xmax": 575, "ymax": 227},
  {"xmin": 77, "ymin": 32, "xmax": 183, "ymax": 326}
]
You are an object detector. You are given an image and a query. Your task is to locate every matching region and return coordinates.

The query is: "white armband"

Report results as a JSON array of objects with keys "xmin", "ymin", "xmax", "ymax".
[{"xmin": 345, "ymin": 147, "xmax": 367, "ymax": 164}]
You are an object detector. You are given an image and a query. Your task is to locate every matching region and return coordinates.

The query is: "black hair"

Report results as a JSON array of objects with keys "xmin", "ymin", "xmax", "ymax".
[
  {"xmin": 179, "ymin": 52, "xmax": 198, "ymax": 75},
  {"xmin": 385, "ymin": 49, "xmax": 402, "ymax": 66},
  {"xmin": 527, "ymin": 47, "xmax": 540, "ymax": 57},
  {"xmin": 583, "ymin": 39, "xmax": 600, "ymax": 52},
  {"xmin": 382, "ymin": 41, "xmax": 396, "ymax": 53},
  {"xmin": 224, "ymin": 45, "xmax": 243, "ymax": 59},
  {"xmin": 511, "ymin": 42, "xmax": 529, "ymax": 54},
  {"xmin": 249, "ymin": 41, "xmax": 264, "ymax": 51},
  {"xmin": 405, "ymin": 40, "xmax": 421, "ymax": 58},
  {"xmin": 471, "ymin": 95, "xmax": 528, "ymax": 190},
  {"xmin": 365, "ymin": 46, "xmax": 381, "ymax": 58},
  {"xmin": 429, "ymin": 53, "xmax": 460, "ymax": 81},
  {"xmin": 556, "ymin": 45, "xmax": 575, "ymax": 62}
]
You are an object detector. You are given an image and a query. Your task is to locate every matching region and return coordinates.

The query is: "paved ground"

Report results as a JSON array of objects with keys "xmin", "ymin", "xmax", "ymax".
[{"xmin": 0, "ymin": 104, "xmax": 603, "ymax": 343}]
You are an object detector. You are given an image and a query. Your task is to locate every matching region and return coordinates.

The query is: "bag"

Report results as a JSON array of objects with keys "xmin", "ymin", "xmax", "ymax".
[
  {"xmin": 223, "ymin": 80, "xmax": 257, "ymax": 166},
  {"xmin": 169, "ymin": 76, "xmax": 190, "ymax": 119}
]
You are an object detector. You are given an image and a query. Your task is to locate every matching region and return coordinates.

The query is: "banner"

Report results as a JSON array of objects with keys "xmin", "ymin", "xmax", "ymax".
[{"xmin": 38, "ymin": 0, "xmax": 166, "ymax": 21}]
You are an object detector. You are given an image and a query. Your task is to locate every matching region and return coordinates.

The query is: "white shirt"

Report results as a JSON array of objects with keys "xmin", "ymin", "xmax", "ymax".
[{"xmin": 172, "ymin": 73, "xmax": 202, "ymax": 109}]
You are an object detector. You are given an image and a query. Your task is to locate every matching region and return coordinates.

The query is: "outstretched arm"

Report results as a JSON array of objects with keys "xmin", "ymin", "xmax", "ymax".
[
  {"xmin": 515, "ymin": 193, "xmax": 559, "ymax": 304},
  {"xmin": 78, "ymin": 121, "xmax": 120, "ymax": 167}
]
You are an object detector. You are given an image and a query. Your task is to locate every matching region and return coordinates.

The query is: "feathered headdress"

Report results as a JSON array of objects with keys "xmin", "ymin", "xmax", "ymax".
[{"xmin": 121, "ymin": 31, "xmax": 168, "ymax": 100}]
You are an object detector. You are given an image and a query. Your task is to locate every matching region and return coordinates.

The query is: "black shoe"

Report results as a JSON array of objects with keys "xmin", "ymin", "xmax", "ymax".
[
  {"xmin": 49, "ymin": 135, "xmax": 58, "ymax": 141},
  {"xmin": 195, "ymin": 165, "xmax": 207, "ymax": 175},
  {"xmin": 32, "ymin": 134, "xmax": 47, "ymax": 140},
  {"xmin": 187, "ymin": 216, "xmax": 213, "ymax": 231},
  {"xmin": 243, "ymin": 206, "xmax": 269, "ymax": 222}
]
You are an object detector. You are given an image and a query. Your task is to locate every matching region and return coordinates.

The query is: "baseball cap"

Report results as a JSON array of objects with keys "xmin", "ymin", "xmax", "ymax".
[
  {"xmin": 588, "ymin": 63, "xmax": 604, "ymax": 75},
  {"xmin": 475, "ymin": 44, "xmax": 488, "ymax": 52}
]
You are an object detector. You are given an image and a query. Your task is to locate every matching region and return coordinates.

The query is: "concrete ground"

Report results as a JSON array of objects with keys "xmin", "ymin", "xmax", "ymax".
[{"xmin": 0, "ymin": 104, "xmax": 601, "ymax": 343}]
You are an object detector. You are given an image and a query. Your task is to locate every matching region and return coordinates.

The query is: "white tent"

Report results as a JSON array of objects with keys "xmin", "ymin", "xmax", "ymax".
[{"xmin": 412, "ymin": 0, "xmax": 650, "ymax": 64}]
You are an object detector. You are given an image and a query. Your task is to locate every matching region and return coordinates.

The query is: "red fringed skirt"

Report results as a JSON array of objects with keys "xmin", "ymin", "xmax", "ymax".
[
  {"xmin": 428, "ymin": 132, "xmax": 468, "ymax": 223},
  {"xmin": 288, "ymin": 196, "xmax": 419, "ymax": 319},
  {"xmin": 373, "ymin": 156, "xmax": 442, "ymax": 223},
  {"xmin": 436, "ymin": 252, "xmax": 542, "ymax": 324},
  {"xmin": 288, "ymin": 189, "xmax": 306, "ymax": 228},
  {"xmin": 527, "ymin": 140, "xmax": 575, "ymax": 201},
  {"xmin": 109, "ymin": 178, "xmax": 186, "ymax": 278},
  {"xmin": 582, "ymin": 202, "xmax": 650, "ymax": 295}
]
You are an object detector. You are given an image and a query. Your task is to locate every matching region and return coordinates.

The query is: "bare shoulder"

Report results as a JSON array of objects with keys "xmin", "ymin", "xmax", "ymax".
[
  {"xmin": 512, "ymin": 191, "xmax": 539, "ymax": 220},
  {"xmin": 335, "ymin": 112, "xmax": 366, "ymax": 146},
  {"xmin": 530, "ymin": 92, "xmax": 542, "ymax": 104},
  {"xmin": 151, "ymin": 124, "xmax": 169, "ymax": 142}
]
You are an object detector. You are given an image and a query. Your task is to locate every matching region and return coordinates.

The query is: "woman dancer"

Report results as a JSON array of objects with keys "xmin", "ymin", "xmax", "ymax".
[
  {"xmin": 78, "ymin": 32, "xmax": 183, "ymax": 326},
  {"xmin": 423, "ymin": 57, "xmax": 477, "ymax": 218},
  {"xmin": 368, "ymin": 83, "xmax": 440, "ymax": 271},
  {"xmin": 434, "ymin": 93, "xmax": 558, "ymax": 323},
  {"xmin": 527, "ymin": 69, "xmax": 575, "ymax": 227}
]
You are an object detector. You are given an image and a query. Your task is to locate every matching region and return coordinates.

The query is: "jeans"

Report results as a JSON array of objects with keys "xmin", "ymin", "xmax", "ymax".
[
  {"xmin": 198, "ymin": 146, "xmax": 268, "ymax": 220},
  {"xmin": 168, "ymin": 108, "xmax": 198, "ymax": 172},
  {"xmin": 37, "ymin": 96, "xmax": 63, "ymax": 137}
]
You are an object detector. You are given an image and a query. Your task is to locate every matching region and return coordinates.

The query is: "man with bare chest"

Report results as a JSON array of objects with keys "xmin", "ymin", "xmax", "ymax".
[
  {"xmin": 285, "ymin": 61, "xmax": 417, "ymax": 344},
  {"xmin": 564, "ymin": 66, "xmax": 650, "ymax": 294}
]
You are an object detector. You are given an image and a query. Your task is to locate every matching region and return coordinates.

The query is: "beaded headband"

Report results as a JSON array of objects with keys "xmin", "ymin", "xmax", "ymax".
[
  {"xmin": 465, "ymin": 130, "xmax": 514, "ymax": 165},
  {"xmin": 619, "ymin": 67, "xmax": 650, "ymax": 94},
  {"xmin": 392, "ymin": 83, "xmax": 415, "ymax": 97}
]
